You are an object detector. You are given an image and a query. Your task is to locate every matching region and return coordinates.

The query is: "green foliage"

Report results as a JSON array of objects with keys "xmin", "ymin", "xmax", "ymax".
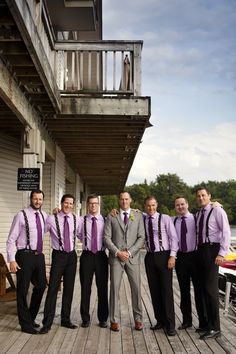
[{"xmin": 101, "ymin": 174, "xmax": 236, "ymax": 224}]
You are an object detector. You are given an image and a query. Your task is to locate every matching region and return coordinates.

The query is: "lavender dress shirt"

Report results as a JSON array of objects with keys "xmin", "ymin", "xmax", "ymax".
[
  {"xmin": 77, "ymin": 214, "xmax": 105, "ymax": 251},
  {"xmin": 173, "ymin": 212, "xmax": 197, "ymax": 252}
]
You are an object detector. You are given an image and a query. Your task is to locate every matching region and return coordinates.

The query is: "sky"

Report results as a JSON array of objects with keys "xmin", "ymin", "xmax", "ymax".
[{"xmin": 103, "ymin": 0, "xmax": 236, "ymax": 187}]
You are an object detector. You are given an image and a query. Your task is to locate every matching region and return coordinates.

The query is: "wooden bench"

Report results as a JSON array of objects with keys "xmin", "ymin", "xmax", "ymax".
[{"xmin": 0, "ymin": 253, "xmax": 16, "ymax": 301}]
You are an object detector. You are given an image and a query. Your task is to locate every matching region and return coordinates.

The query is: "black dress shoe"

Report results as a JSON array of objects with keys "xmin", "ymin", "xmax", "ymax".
[
  {"xmin": 81, "ymin": 321, "xmax": 90, "ymax": 328},
  {"xmin": 195, "ymin": 326, "xmax": 209, "ymax": 333},
  {"xmin": 178, "ymin": 323, "xmax": 192, "ymax": 330},
  {"xmin": 166, "ymin": 329, "xmax": 177, "ymax": 336},
  {"xmin": 99, "ymin": 321, "xmax": 108, "ymax": 328},
  {"xmin": 33, "ymin": 321, "xmax": 40, "ymax": 328},
  {"xmin": 61, "ymin": 322, "xmax": 78, "ymax": 329},
  {"xmin": 150, "ymin": 322, "xmax": 163, "ymax": 330},
  {"xmin": 200, "ymin": 330, "xmax": 221, "ymax": 340},
  {"xmin": 39, "ymin": 326, "xmax": 50, "ymax": 334},
  {"xmin": 21, "ymin": 327, "xmax": 38, "ymax": 334}
]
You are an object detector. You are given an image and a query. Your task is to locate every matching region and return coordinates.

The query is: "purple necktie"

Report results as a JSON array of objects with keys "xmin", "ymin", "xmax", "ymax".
[
  {"xmin": 35, "ymin": 212, "xmax": 43, "ymax": 253},
  {"xmin": 180, "ymin": 216, "xmax": 187, "ymax": 252},
  {"xmin": 63, "ymin": 215, "xmax": 70, "ymax": 252},
  {"xmin": 198, "ymin": 209, "xmax": 205, "ymax": 245},
  {"xmin": 148, "ymin": 216, "xmax": 155, "ymax": 252},
  {"xmin": 91, "ymin": 217, "xmax": 97, "ymax": 254},
  {"xmin": 123, "ymin": 212, "xmax": 128, "ymax": 225}
]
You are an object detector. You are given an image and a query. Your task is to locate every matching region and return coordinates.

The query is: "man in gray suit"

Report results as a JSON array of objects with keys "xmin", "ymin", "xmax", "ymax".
[{"xmin": 104, "ymin": 191, "xmax": 145, "ymax": 332}]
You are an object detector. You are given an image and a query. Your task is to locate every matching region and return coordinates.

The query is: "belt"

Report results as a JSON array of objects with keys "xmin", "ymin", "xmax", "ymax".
[{"xmin": 17, "ymin": 249, "xmax": 41, "ymax": 256}]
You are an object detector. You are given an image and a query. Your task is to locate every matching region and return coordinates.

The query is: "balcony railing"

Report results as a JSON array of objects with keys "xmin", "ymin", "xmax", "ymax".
[{"xmin": 54, "ymin": 41, "xmax": 143, "ymax": 96}]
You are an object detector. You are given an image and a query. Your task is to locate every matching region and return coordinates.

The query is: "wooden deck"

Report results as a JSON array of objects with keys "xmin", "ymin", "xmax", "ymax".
[{"xmin": 0, "ymin": 251, "xmax": 236, "ymax": 354}]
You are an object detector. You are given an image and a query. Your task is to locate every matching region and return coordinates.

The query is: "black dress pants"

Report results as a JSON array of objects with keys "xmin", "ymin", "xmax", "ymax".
[
  {"xmin": 15, "ymin": 250, "xmax": 47, "ymax": 331},
  {"xmin": 144, "ymin": 250, "xmax": 175, "ymax": 331},
  {"xmin": 79, "ymin": 250, "xmax": 108, "ymax": 323},
  {"xmin": 175, "ymin": 251, "xmax": 207, "ymax": 327},
  {"xmin": 43, "ymin": 249, "xmax": 77, "ymax": 328},
  {"xmin": 197, "ymin": 243, "xmax": 220, "ymax": 331}
]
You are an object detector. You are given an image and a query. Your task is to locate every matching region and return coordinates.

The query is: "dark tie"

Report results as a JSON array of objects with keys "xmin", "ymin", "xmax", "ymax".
[
  {"xmin": 63, "ymin": 215, "xmax": 70, "ymax": 252},
  {"xmin": 148, "ymin": 216, "xmax": 155, "ymax": 252},
  {"xmin": 180, "ymin": 216, "xmax": 187, "ymax": 252},
  {"xmin": 91, "ymin": 217, "xmax": 98, "ymax": 253},
  {"xmin": 35, "ymin": 212, "xmax": 43, "ymax": 253},
  {"xmin": 123, "ymin": 212, "xmax": 128, "ymax": 225},
  {"xmin": 198, "ymin": 209, "xmax": 205, "ymax": 245}
]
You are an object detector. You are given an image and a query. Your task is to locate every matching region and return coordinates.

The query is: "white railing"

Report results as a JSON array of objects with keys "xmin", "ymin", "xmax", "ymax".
[{"xmin": 54, "ymin": 41, "xmax": 143, "ymax": 96}]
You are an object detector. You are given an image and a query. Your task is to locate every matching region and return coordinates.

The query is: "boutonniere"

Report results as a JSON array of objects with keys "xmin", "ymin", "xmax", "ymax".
[{"xmin": 129, "ymin": 214, "xmax": 134, "ymax": 221}]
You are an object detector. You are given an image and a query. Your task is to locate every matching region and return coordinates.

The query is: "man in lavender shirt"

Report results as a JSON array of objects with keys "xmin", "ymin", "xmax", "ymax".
[
  {"xmin": 6, "ymin": 190, "xmax": 47, "ymax": 334},
  {"xmin": 39, "ymin": 193, "xmax": 78, "ymax": 334},
  {"xmin": 144, "ymin": 196, "xmax": 178, "ymax": 336},
  {"xmin": 196, "ymin": 187, "xmax": 231, "ymax": 340},
  {"xmin": 77, "ymin": 194, "xmax": 108, "ymax": 328},
  {"xmin": 173, "ymin": 196, "xmax": 207, "ymax": 331}
]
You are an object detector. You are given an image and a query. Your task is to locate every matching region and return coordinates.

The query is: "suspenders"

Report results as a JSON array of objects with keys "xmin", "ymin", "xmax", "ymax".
[
  {"xmin": 54, "ymin": 213, "xmax": 76, "ymax": 251},
  {"xmin": 144, "ymin": 213, "xmax": 163, "ymax": 251},
  {"xmin": 21, "ymin": 209, "xmax": 45, "ymax": 250},
  {"xmin": 196, "ymin": 207, "xmax": 214, "ymax": 244},
  {"xmin": 83, "ymin": 215, "xmax": 105, "ymax": 251}
]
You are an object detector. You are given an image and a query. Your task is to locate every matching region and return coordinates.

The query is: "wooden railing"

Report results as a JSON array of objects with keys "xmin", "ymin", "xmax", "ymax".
[{"xmin": 54, "ymin": 41, "xmax": 143, "ymax": 96}]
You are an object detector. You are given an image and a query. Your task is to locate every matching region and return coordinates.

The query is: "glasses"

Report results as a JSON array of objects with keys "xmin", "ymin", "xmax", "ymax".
[{"xmin": 89, "ymin": 202, "xmax": 99, "ymax": 205}]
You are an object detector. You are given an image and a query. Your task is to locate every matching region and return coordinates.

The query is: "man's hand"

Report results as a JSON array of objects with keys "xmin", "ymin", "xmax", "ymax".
[
  {"xmin": 215, "ymin": 255, "xmax": 224, "ymax": 266},
  {"xmin": 52, "ymin": 207, "xmax": 60, "ymax": 214},
  {"xmin": 168, "ymin": 256, "xmax": 176, "ymax": 269},
  {"xmin": 10, "ymin": 261, "xmax": 21, "ymax": 273},
  {"xmin": 117, "ymin": 250, "xmax": 130, "ymax": 262},
  {"xmin": 211, "ymin": 201, "xmax": 222, "ymax": 208},
  {"xmin": 110, "ymin": 209, "xmax": 118, "ymax": 217}
]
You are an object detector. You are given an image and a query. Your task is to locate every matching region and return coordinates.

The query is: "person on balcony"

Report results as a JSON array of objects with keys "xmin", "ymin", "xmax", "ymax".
[{"xmin": 6, "ymin": 190, "xmax": 47, "ymax": 334}]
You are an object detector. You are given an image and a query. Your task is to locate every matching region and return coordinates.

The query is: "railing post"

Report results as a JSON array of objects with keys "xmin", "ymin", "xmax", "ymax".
[{"xmin": 133, "ymin": 43, "xmax": 142, "ymax": 96}]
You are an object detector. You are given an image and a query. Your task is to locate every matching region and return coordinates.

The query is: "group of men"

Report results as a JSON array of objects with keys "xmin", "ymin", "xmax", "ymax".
[{"xmin": 6, "ymin": 187, "xmax": 231, "ymax": 340}]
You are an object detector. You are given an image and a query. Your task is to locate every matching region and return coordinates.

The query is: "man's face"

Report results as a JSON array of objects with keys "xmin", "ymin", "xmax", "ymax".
[
  {"xmin": 119, "ymin": 192, "xmax": 132, "ymax": 211},
  {"xmin": 196, "ymin": 189, "xmax": 211, "ymax": 207},
  {"xmin": 61, "ymin": 197, "xmax": 74, "ymax": 214},
  {"xmin": 87, "ymin": 197, "xmax": 99, "ymax": 215},
  {"xmin": 30, "ymin": 193, "xmax": 44, "ymax": 210},
  {"xmin": 144, "ymin": 198, "xmax": 158, "ymax": 216},
  {"xmin": 175, "ymin": 198, "xmax": 189, "ymax": 216}
]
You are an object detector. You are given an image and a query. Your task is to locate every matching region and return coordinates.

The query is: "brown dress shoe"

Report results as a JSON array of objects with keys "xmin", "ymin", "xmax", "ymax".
[
  {"xmin": 135, "ymin": 321, "xmax": 143, "ymax": 330},
  {"xmin": 110, "ymin": 322, "xmax": 120, "ymax": 332}
]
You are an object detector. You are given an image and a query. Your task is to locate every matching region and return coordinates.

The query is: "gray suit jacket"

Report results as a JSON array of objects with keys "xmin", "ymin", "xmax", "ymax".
[{"xmin": 104, "ymin": 209, "xmax": 145, "ymax": 264}]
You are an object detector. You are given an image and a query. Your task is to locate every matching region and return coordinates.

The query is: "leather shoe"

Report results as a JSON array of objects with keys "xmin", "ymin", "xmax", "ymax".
[
  {"xmin": 39, "ymin": 326, "xmax": 50, "ymax": 334},
  {"xmin": 21, "ymin": 327, "xmax": 38, "ymax": 335},
  {"xmin": 110, "ymin": 322, "xmax": 120, "ymax": 332},
  {"xmin": 195, "ymin": 326, "xmax": 209, "ymax": 333},
  {"xmin": 178, "ymin": 323, "xmax": 192, "ymax": 330},
  {"xmin": 200, "ymin": 330, "xmax": 221, "ymax": 340},
  {"xmin": 150, "ymin": 322, "xmax": 163, "ymax": 330},
  {"xmin": 135, "ymin": 321, "xmax": 143, "ymax": 331},
  {"xmin": 61, "ymin": 322, "xmax": 77, "ymax": 329},
  {"xmin": 166, "ymin": 329, "xmax": 177, "ymax": 336},
  {"xmin": 99, "ymin": 321, "xmax": 108, "ymax": 328},
  {"xmin": 81, "ymin": 321, "xmax": 90, "ymax": 328},
  {"xmin": 33, "ymin": 321, "xmax": 40, "ymax": 328}
]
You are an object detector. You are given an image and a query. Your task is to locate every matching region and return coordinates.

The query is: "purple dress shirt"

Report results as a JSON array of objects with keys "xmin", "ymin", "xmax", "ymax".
[
  {"xmin": 196, "ymin": 203, "xmax": 231, "ymax": 257},
  {"xmin": 172, "ymin": 212, "xmax": 197, "ymax": 253},
  {"xmin": 45, "ymin": 211, "xmax": 79, "ymax": 251},
  {"xmin": 145, "ymin": 212, "xmax": 179, "ymax": 257},
  {"xmin": 78, "ymin": 214, "xmax": 105, "ymax": 251},
  {"xmin": 6, "ymin": 206, "xmax": 47, "ymax": 262}
]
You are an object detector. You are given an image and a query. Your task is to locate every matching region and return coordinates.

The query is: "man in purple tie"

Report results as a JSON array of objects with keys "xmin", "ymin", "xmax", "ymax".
[
  {"xmin": 77, "ymin": 194, "xmax": 108, "ymax": 328},
  {"xmin": 173, "ymin": 196, "xmax": 207, "ymax": 331},
  {"xmin": 39, "ymin": 194, "xmax": 78, "ymax": 334},
  {"xmin": 144, "ymin": 196, "xmax": 178, "ymax": 336},
  {"xmin": 196, "ymin": 187, "xmax": 231, "ymax": 340},
  {"xmin": 6, "ymin": 190, "xmax": 47, "ymax": 334}
]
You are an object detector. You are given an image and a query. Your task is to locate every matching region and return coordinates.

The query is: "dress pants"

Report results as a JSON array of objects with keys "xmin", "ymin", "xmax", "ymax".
[
  {"xmin": 145, "ymin": 250, "xmax": 175, "ymax": 331},
  {"xmin": 79, "ymin": 250, "xmax": 108, "ymax": 323},
  {"xmin": 43, "ymin": 249, "xmax": 77, "ymax": 328},
  {"xmin": 197, "ymin": 243, "xmax": 220, "ymax": 331},
  {"xmin": 175, "ymin": 251, "xmax": 207, "ymax": 327},
  {"xmin": 15, "ymin": 249, "xmax": 47, "ymax": 331}
]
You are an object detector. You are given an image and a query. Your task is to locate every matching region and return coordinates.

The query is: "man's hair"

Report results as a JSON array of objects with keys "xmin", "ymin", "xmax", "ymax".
[
  {"xmin": 144, "ymin": 195, "xmax": 157, "ymax": 204},
  {"xmin": 195, "ymin": 186, "xmax": 210, "ymax": 195},
  {"xmin": 61, "ymin": 193, "xmax": 75, "ymax": 204},
  {"xmin": 87, "ymin": 194, "xmax": 99, "ymax": 203},
  {"xmin": 118, "ymin": 191, "xmax": 131, "ymax": 199},
  {"xmin": 30, "ymin": 190, "xmax": 45, "ymax": 200},
  {"xmin": 175, "ymin": 196, "xmax": 188, "ymax": 203}
]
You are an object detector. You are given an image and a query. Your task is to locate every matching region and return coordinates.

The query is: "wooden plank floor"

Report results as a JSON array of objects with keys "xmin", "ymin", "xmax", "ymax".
[{"xmin": 0, "ymin": 251, "xmax": 236, "ymax": 354}]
